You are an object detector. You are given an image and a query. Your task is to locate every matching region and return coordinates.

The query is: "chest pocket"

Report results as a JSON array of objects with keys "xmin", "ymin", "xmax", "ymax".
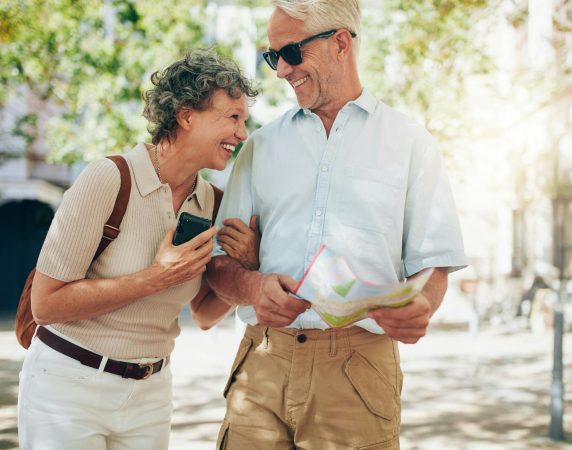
[{"xmin": 338, "ymin": 166, "xmax": 403, "ymax": 234}]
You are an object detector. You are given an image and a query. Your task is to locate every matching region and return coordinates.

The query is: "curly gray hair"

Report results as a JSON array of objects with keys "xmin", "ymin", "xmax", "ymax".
[{"xmin": 143, "ymin": 49, "xmax": 259, "ymax": 145}]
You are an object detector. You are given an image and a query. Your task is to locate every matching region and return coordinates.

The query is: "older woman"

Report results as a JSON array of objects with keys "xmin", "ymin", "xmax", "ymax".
[{"xmin": 18, "ymin": 49, "xmax": 259, "ymax": 450}]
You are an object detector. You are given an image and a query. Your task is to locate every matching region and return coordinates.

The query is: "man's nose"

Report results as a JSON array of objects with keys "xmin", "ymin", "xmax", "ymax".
[{"xmin": 276, "ymin": 57, "xmax": 293, "ymax": 79}]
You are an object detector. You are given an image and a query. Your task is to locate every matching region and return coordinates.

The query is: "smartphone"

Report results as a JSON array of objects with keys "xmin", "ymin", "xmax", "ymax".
[{"xmin": 172, "ymin": 212, "xmax": 212, "ymax": 246}]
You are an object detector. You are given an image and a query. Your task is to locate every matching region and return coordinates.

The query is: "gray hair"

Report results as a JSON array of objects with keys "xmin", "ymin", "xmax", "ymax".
[
  {"xmin": 271, "ymin": 0, "xmax": 361, "ymax": 49},
  {"xmin": 143, "ymin": 49, "xmax": 259, "ymax": 145}
]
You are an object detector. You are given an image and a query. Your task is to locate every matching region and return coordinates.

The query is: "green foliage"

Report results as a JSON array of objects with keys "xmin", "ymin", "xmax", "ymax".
[
  {"xmin": 0, "ymin": 0, "xmax": 219, "ymax": 163},
  {"xmin": 12, "ymin": 114, "xmax": 39, "ymax": 147},
  {"xmin": 553, "ymin": 2, "xmax": 572, "ymax": 79},
  {"xmin": 3, "ymin": 0, "xmax": 570, "ymax": 168},
  {"xmin": 233, "ymin": 0, "xmax": 268, "ymax": 8},
  {"xmin": 360, "ymin": 0, "xmax": 491, "ymax": 142}
]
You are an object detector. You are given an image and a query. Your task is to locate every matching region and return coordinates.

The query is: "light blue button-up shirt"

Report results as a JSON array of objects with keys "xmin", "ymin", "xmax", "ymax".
[{"xmin": 213, "ymin": 90, "xmax": 467, "ymax": 333}]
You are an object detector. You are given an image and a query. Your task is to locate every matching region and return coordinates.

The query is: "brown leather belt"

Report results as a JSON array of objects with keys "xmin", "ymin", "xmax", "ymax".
[{"xmin": 36, "ymin": 326, "xmax": 168, "ymax": 380}]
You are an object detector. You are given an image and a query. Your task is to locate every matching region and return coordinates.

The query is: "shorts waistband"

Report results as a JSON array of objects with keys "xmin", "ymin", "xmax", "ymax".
[{"xmin": 245, "ymin": 324, "xmax": 388, "ymax": 352}]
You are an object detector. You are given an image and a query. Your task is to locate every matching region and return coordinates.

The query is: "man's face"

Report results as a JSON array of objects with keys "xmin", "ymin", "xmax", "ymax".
[{"xmin": 267, "ymin": 8, "xmax": 338, "ymax": 112}]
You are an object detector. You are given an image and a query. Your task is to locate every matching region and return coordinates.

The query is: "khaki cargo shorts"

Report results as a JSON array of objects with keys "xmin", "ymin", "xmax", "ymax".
[{"xmin": 217, "ymin": 325, "xmax": 403, "ymax": 450}]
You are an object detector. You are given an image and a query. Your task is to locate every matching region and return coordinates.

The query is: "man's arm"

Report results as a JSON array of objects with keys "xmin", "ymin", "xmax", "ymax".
[
  {"xmin": 368, "ymin": 267, "xmax": 448, "ymax": 344},
  {"xmin": 207, "ymin": 255, "xmax": 310, "ymax": 327},
  {"xmin": 189, "ymin": 281, "xmax": 236, "ymax": 330}
]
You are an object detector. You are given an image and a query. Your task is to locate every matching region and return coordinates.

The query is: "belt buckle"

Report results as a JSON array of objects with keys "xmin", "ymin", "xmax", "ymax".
[{"xmin": 139, "ymin": 363, "xmax": 154, "ymax": 380}]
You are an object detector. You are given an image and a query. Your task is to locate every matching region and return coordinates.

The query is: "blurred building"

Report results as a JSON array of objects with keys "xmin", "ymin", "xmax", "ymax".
[
  {"xmin": 507, "ymin": 0, "xmax": 572, "ymax": 294},
  {"xmin": 0, "ymin": 89, "xmax": 67, "ymax": 315},
  {"xmin": 465, "ymin": 0, "xmax": 572, "ymax": 324}
]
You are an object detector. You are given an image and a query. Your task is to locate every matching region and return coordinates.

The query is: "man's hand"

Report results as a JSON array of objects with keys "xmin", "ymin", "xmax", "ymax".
[
  {"xmin": 368, "ymin": 268, "xmax": 448, "ymax": 344},
  {"xmin": 367, "ymin": 294, "xmax": 432, "ymax": 344},
  {"xmin": 252, "ymin": 273, "xmax": 310, "ymax": 327},
  {"xmin": 218, "ymin": 215, "xmax": 260, "ymax": 270}
]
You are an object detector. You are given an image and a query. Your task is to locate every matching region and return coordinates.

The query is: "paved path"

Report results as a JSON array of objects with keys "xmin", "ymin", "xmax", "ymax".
[{"xmin": 1, "ymin": 316, "xmax": 571, "ymax": 449}]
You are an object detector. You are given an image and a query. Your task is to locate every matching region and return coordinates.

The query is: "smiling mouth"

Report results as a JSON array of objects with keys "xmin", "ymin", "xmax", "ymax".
[
  {"xmin": 222, "ymin": 143, "xmax": 236, "ymax": 154},
  {"xmin": 291, "ymin": 76, "xmax": 309, "ymax": 88}
]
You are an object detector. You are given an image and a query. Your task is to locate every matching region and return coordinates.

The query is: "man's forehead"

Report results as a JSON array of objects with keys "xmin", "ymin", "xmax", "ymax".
[{"xmin": 267, "ymin": 8, "xmax": 307, "ymax": 45}]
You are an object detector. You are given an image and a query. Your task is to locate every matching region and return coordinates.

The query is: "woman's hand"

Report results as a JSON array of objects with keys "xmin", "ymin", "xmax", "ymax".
[
  {"xmin": 217, "ymin": 215, "xmax": 260, "ymax": 270},
  {"xmin": 153, "ymin": 225, "xmax": 218, "ymax": 287}
]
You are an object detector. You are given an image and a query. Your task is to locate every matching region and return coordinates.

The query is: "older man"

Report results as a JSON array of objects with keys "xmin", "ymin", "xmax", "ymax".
[{"xmin": 208, "ymin": 1, "xmax": 467, "ymax": 448}]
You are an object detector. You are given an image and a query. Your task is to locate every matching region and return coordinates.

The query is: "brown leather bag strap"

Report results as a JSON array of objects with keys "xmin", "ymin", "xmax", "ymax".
[
  {"xmin": 210, "ymin": 183, "xmax": 224, "ymax": 222},
  {"xmin": 94, "ymin": 155, "xmax": 131, "ymax": 260}
]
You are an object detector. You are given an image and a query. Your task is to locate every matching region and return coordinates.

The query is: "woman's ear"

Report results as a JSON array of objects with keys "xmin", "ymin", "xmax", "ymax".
[{"xmin": 177, "ymin": 109, "xmax": 193, "ymax": 130}]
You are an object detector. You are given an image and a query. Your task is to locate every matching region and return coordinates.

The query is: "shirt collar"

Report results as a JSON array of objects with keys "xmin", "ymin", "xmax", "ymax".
[
  {"xmin": 126, "ymin": 142, "xmax": 207, "ymax": 211},
  {"xmin": 347, "ymin": 89, "xmax": 377, "ymax": 114},
  {"xmin": 192, "ymin": 173, "xmax": 208, "ymax": 212},
  {"xmin": 127, "ymin": 142, "xmax": 162, "ymax": 197},
  {"xmin": 291, "ymin": 88, "xmax": 377, "ymax": 120}
]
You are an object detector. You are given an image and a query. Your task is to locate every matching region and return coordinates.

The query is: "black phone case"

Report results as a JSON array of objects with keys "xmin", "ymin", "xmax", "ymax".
[{"xmin": 172, "ymin": 212, "xmax": 212, "ymax": 246}]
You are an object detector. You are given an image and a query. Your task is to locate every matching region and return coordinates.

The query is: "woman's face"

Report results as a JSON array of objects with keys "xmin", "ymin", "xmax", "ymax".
[{"xmin": 186, "ymin": 89, "xmax": 249, "ymax": 171}]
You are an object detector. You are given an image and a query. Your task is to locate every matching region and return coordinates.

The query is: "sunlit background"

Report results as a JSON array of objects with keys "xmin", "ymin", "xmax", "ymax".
[{"xmin": 0, "ymin": 0, "xmax": 571, "ymax": 449}]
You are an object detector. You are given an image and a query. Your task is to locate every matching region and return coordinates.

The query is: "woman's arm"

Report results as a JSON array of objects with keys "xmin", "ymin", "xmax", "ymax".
[{"xmin": 31, "ymin": 226, "xmax": 217, "ymax": 325}]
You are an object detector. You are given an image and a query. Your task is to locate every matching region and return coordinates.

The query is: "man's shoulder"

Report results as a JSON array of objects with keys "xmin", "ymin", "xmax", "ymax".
[
  {"xmin": 251, "ymin": 107, "xmax": 300, "ymax": 138},
  {"xmin": 375, "ymin": 99, "xmax": 430, "ymax": 137},
  {"xmin": 370, "ymin": 100, "xmax": 436, "ymax": 152}
]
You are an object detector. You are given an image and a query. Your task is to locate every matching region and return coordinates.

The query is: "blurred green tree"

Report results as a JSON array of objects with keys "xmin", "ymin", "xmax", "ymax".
[
  {"xmin": 3, "ymin": 0, "xmax": 566, "ymax": 166},
  {"xmin": 359, "ymin": 0, "xmax": 491, "ymax": 143},
  {"xmin": 0, "ymin": 0, "xmax": 222, "ymax": 164}
]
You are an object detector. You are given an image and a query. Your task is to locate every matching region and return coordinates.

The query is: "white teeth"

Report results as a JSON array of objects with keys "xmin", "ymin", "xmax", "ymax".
[
  {"xmin": 292, "ymin": 76, "xmax": 309, "ymax": 88},
  {"xmin": 222, "ymin": 144, "xmax": 235, "ymax": 151}
]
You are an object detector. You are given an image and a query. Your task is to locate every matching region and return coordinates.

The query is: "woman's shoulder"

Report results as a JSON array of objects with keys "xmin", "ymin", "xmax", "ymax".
[
  {"xmin": 65, "ymin": 157, "xmax": 123, "ymax": 204},
  {"xmin": 74, "ymin": 157, "xmax": 121, "ymax": 187}
]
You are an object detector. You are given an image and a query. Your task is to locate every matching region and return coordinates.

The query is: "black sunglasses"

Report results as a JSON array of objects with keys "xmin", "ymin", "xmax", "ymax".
[{"xmin": 262, "ymin": 29, "xmax": 357, "ymax": 71}]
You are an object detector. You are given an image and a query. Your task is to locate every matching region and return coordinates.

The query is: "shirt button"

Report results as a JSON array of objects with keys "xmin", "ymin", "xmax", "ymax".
[
  {"xmin": 316, "ymin": 127, "xmax": 321, "ymax": 132},
  {"xmin": 307, "ymin": 255, "xmax": 313, "ymax": 262},
  {"xmin": 316, "ymin": 210, "xmax": 322, "ymax": 216},
  {"xmin": 297, "ymin": 334, "xmax": 307, "ymax": 343},
  {"xmin": 321, "ymin": 166, "xmax": 328, "ymax": 172}
]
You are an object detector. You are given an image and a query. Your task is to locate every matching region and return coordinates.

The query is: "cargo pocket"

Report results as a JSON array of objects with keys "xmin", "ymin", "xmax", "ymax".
[
  {"xmin": 223, "ymin": 337, "xmax": 253, "ymax": 398},
  {"xmin": 216, "ymin": 419, "xmax": 230, "ymax": 450},
  {"xmin": 344, "ymin": 350, "xmax": 397, "ymax": 420}
]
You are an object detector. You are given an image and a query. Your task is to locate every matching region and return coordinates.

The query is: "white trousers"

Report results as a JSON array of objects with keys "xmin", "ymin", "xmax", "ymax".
[{"xmin": 18, "ymin": 337, "xmax": 173, "ymax": 450}]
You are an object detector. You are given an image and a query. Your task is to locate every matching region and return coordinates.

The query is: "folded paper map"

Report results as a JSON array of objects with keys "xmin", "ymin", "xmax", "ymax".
[{"xmin": 293, "ymin": 245, "xmax": 434, "ymax": 328}]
